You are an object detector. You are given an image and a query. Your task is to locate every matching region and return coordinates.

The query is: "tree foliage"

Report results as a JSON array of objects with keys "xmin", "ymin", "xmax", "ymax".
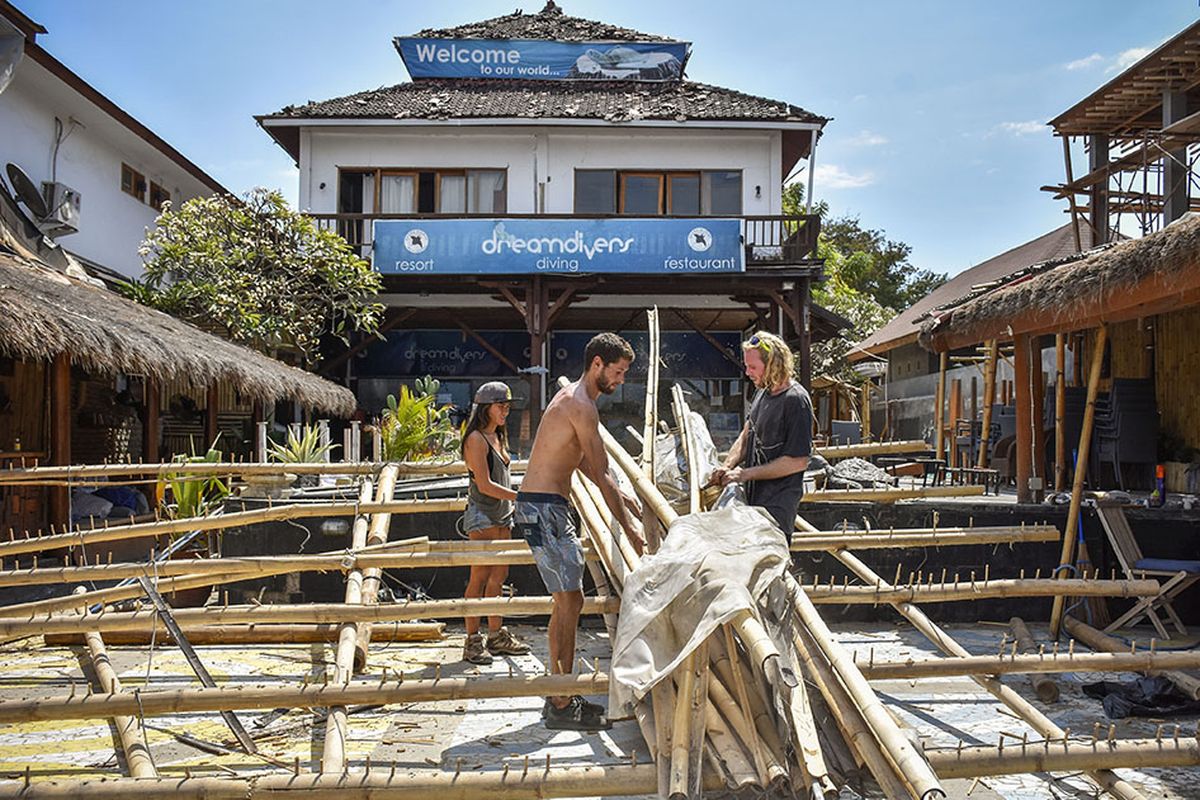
[{"xmin": 124, "ymin": 188, "xmax": 384, "ymax": 367}]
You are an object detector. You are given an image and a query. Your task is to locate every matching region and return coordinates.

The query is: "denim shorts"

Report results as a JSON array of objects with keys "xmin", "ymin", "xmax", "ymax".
[
  {"xmin": 514, "ymin": 492, "xmax": 584, "ymax": 593},
  {"xmin": 463, "ymin": 500, "xmax": 513, "ymax": 534}
]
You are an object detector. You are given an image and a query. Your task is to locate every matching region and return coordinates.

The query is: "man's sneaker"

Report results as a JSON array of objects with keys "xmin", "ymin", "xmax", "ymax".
[
  {"xmin": 486, "ymin": 626, "xmax": 531, "ymax": 656},
  {"xmin": 541, "ymin": 695, "xmax": 606, "ymax": 719},
  {"xmin": 543, "ymin": 695, "xmax": 611, "ymax": 731},
  {"xmin": 463, "ymin": 632, "xmax": 493, "ymax": 665}
]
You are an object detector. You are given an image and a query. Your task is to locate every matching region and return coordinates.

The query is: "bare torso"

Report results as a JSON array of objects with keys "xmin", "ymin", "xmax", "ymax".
[{"xmin": 519, "ymin": 380, "xmax": 590, "ymax": 496}]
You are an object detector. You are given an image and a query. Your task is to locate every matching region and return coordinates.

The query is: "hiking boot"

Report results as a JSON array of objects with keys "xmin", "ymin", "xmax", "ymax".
[
  {"xmin": 463, "ymin": 632, "xmax": 493, "ymax": 665},
  {"xmin": 541, "ymin": 695, "xmax": 605, "ymax": 719},
  {"xmin": 543, "ymin": 695, "xmax": 611, "ymax": 731},
  {"xmin": 486, "ymin": 626, "xmax": 531, "ymax": 656}
]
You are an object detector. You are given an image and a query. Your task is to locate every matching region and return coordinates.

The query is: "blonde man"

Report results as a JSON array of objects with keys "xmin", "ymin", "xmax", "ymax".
[{"xmin": 712, "ymin": 331, "xmax": 812, "ymax": 538}]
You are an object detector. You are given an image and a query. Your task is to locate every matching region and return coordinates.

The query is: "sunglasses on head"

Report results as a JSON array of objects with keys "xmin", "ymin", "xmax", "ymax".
[{"xmin": 748, "ymin": 334, "xmax": 772, "ymax": 353}]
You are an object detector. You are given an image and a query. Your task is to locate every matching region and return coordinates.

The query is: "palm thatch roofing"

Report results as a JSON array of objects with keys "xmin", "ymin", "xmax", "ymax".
[
  {"xmin": 920, "ymin": 213, "xmax": 1200, "ymax": 352},
  {"xmin": 0, "ymin": 251, "xmax": 356, "ymax": 416}
]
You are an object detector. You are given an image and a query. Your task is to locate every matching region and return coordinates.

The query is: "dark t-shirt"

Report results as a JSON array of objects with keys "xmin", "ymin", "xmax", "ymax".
[{"xmin": 740, "ymin": 382, "xmax": 813, "ymax": 532}]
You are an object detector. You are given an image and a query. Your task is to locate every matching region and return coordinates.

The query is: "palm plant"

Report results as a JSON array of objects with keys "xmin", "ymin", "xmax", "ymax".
[
  {"xmin": 160, "ymin": 440, "xmax": 229, "ymax": 521},
  {"xmin": 381, "ymin": 384, "xmax": 459, "ymax": 462},
  {"xmin": 268, "ymin": 423, "xmax": 337, "ymax": 463}
]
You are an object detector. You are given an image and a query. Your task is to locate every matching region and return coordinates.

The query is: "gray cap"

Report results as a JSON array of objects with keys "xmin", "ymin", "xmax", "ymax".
[{"xmin": 474, "ymin": 381, "xmax": 512, "ymax": 404}]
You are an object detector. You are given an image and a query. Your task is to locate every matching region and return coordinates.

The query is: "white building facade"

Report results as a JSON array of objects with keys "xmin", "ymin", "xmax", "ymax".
[{"xmin": 0, "ymin": 2, "xmax": 226, "ymax": 277}]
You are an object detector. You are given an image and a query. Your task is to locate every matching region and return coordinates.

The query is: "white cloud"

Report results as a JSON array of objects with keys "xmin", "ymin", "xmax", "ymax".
[
  {"xmin": 845, "ymin": 130, "xmax": 888, "ymax": 147},
  {"xmin": 996, "ymin": 120, "xmax": 1045, "ymax": 136},
  {"xmin": 815, "ymin": 163, "xmax": 875, "ymax": 189},
  {"xmin": 1110, "ymin": 46, "xmax": 1152, "ymax": 72},
  {"xmin": 1065, "ymin": 53, "xmax": 1103, "ymax": 71}
]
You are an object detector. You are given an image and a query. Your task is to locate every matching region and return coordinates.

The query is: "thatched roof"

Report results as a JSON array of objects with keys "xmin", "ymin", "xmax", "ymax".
[
  {"xmin": 0, "ymin": 251, "xmax": 356, "ymax": 416},
  {"xmin": 920, "ymin": 213, "xmax": 1200, "ymax": 352}
]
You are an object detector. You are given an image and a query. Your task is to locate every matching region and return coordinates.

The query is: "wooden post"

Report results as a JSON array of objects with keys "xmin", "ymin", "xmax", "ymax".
[
  {"xmin": 1064, "ymin": 615, "xmax": 1200, "ymax": 700},
  {"xmin": 1050, "ymin": 324, "xmax": 1107, "ymax": 640},
  {"xmin": 1031, "ymin": 343, "xmax": 1047, "ymax": 502},
  {"xmin": 354, "ymin": 464, "xmax": 401, "ymax": 671},
  {"xmin": 796, "ymin": 278, "xmax": 812, "ymax": 390},
  {"xmin": 1013, "ymin": 334, "xmax": 1034, "ymax": 503},
  {"xmin": 143, "ymin": 378, "xmax": 160, "ymax": 464},
  {"xmin": 976, "ymin": 340, "xmax": 998, "ymax": 468},
  {"xmin": 947, "ymin": 379, "xmax": 962, "ymax": 468},
  {"xmin": 859, "ymin": 382, "xmax": 871, "ymax": 443},
  {"xmin": 49, "ymin": 354, "xmax": 70, "ymax": 528},
  {"xmin": 1055, "ymin": 334, "xmax": 1067, "ymax": 492},
  {"xmin": 639, "ymin": 308, "xmax": 662, "ymax": 553},
  {"xmin": 933, "ymin": 351, "xmax": 947, "ymax": 460},
  {"xmin": 204, "ymin": 384, "xmax": 219, "ymax": 447},
  {"xmin": 1008, "ymin": 617, "xmax": 1059, "ymax": 703}
]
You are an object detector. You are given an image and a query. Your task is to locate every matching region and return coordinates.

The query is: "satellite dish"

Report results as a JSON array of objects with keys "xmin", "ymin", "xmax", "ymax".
[{"xmin": 5, "ymin": 163, "xmax": 48, "ymax": 219}]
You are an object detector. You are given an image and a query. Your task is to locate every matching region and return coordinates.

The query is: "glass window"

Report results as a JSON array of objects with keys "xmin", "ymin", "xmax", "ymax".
[
  {"xmin": 380, "ymin": 174, "xmax": 415, "ymax": 213},
  {"xmin": 467, "ymin": 170, "xmax": 506, "ymax": 213},
  {"xmin": 574, "ymin": 170, "xmax": 616, "ymax": 214},
  {"xmin": 702, "ymin": 171, "xmax": 742, "ymax": 215},
  {"xmin": 121, "ymin": 164, "xmax": 146, "ymax": 202},
  {"xmin": 668, "ymin": 174, "xmax": 700, "ymax": 215},
  {"xmin": 148, "ymin": 182, "xmax": 171, "ymax": 212},
  {"xmin": 438, "ymin": 174, "xmax": 466, "ymax": 214},
  {"xmin": 620, "ymin": 173, "xmax": 662, "ymax": 215}
]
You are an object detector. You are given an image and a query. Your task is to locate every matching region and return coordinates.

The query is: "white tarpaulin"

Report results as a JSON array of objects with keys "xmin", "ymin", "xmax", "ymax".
[{"xmin": 608, "ymin": 503, "xmax": 791, "ymax": 716}]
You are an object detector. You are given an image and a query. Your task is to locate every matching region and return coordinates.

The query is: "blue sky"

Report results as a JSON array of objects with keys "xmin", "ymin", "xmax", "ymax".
[{"xmin": 16, "ymin": 1, "xmax": 1200, "ymax": 278}]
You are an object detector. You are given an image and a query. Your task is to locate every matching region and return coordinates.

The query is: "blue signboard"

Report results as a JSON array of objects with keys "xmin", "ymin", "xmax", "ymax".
[
  {"xmin": 373, "ymin": 218, "xmax": 744, "ymax": 275},
  {"xmin": 551, "ymin": 331, "xmax": 743, "ymax": 380},
  {"xmin": 357, "ymin": 330, "xmax": 531, "ymax": 378},
  {"xmin": 394, "ymin": 37, "xmax": 690, "ymax": 82}
]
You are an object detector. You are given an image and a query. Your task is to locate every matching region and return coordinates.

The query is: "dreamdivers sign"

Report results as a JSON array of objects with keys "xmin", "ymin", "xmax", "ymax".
[
  {"xmin": 393, "ymin": 37, "xmax": 690, "ymax": 81},
  {"xmin": 372, "ymin": 218, "xmax": 745, "ymax": 275}
]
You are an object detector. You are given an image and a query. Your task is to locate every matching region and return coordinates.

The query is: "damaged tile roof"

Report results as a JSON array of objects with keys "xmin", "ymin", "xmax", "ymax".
[
  {"xmin": 263, "ymin": 79, "xmax": 826, "ymax": 125},
  {"xmin": 413, "ymin": 1, "xmax": 673, "ymax": 43}
]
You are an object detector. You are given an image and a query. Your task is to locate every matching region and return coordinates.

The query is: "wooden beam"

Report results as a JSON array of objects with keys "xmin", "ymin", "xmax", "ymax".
[
  {"xmin": 1049, "ymin": 324, "xmax": 1108, "ymax": 639},
  {"xmin": 927, "ymin": 737, "xmax": 1200, "ymax": 779},
  {"xmin": 1063, "ymin": 615, "xmax": 1200, "ymax": 700},
  {"xmin": 860, "ymin": 648, "xmax": 1200, "ymax": 680},
  {"xmin": 49, "ymin": 354, "xmax": 70, "ymax": 528},
  {"xmin": 976, "ymin": 340, "xmax": 998, "ymax": 469},
  {"xmin": 204, "ymin": 384, "xmax": 219, "ymax": 447},
  {"xmin": 1009, "ymin": 617, "xmax": 1060, "ymax": 703},
  {"xmin": 0, "ymin": 459, "xmax": 512, "ymax": 484},
  {"xmin": 354, "ymin": 464, "xmax": 401, "ymax": 672},
  {"xmin": 142, "ymin": 378, "xmax": 159, "ymax": 465},
  {"xmin": 46, "ymin": 622, "xmax": 444, "ymax": 647},
  {"xmin": 1054, "ymin": 334, "xmax": 1067, "ymax": 492},
  {"xmin": 815, "ymin": 440, "xmax": 929, "ymax": 460},
  {"xmin": 1031, "ymin": 341, "xmax": 1047, "ymax": 502},
  {"xmin": 934, "ymin": 352, "xmax": 947, "ymax": 460},
  {"xmin": 803, "ymin": 578, "xmax": 1157, "ymax": 605},
  {"xmin": 947, "ymin": 379, "xmax": 962, "ymax": 468},
  {"xmin": 801, "ymin": 485, "xmax": 986, "ymax": 503}
]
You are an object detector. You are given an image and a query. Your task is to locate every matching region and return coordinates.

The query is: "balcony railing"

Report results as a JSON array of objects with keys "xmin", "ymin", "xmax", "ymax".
[{"xmin": 307, "ymin": 213, "xmax": 821, "ymax": 267}]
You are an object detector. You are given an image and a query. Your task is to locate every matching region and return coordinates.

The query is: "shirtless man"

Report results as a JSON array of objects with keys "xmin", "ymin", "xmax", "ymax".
[{"xmin": 515, "ymin": 332, "xmax": 645, "ymax": 731}]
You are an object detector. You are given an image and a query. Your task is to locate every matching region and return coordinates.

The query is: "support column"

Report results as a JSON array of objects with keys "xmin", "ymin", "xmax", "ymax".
[
  {"xmin": 1031, "ymin": 339, "xmax": 1047, "ymax": 503},
  {"xmin": 977, "ymin": 340, "xmax": 998, "ymax": 469},
  {"xmin": 1088, "ymin": 134, "xmax": 1109, "ymax": 244},
  {"xmin": 1055, "ymin": 335, "xmax": 1067, "ymax": 492},
  {"xmin": 49, "ymin": 355, "xmax": 71, "ymax": 527},
  {"xmin": 143, "ymin": 379, "xmax": 160, "ymax": 464},
  {"xmin": 933, "ymin": 352, "xmax": 947, "ymax": 460},
  {"xmin": 796, "ymin": 278, "xmax": 812, "ymax": 390},
  {"xmin": 1164, "ymin": 90, "xmax": 1191, "ymax": 225},
  {"xmin": 1014, "ymin": 334, "xmax": 1034, "ymax": 504},
  {"xmin": 527, "ymin": 276, "xmax": 547, "ymax": 433},
  {"xmin": 204, "ymin": 385, "xmax": 219, "ymax": 448}
]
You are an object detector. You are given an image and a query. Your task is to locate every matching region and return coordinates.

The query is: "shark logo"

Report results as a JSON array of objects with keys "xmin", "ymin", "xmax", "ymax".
[
  {"xmin": 404, "ymin": 229, "xmax": 429, "ymax": 254},
  {"xmin": 687, "ymin": 227, "xmax": 713, "ymax": 253}
]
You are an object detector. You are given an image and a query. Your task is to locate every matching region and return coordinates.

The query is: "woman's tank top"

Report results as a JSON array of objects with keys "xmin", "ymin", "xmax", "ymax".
[{"xmin": 467, "ymin": 434, "xmax": 513, "ymax": 526}]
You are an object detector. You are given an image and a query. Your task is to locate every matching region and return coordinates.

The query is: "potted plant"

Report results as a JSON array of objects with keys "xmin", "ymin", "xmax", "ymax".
[{"xmin": 267, "ymin": 424, "xmax": 338, "ymax": 488}]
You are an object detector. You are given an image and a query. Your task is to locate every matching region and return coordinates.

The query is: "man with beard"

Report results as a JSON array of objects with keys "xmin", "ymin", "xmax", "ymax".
[
  {"xmin": 712, "ymin": 330, "xmax": 812, "ymax": 538},
  {"xmin": 515, "ymin": 332, "xmax": 645, "ymax": 731}
]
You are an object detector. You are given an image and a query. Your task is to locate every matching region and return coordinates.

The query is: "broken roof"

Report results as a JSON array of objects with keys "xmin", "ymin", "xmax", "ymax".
[{"xmin": 412, "ymin": 1, "xmax": 674, "ymax": 43}]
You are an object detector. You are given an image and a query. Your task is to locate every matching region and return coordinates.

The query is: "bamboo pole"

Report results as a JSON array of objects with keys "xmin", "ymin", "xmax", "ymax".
[
  {"xmin": 355, "ymin": 464, "xmax": 401, "ymax": 672},
  {"xmin": 789, "ymin": 577, "xmax": 943, "ymax": 799},
  {"xmin": 670, "ymin": 383, "xmax": 701, "ymax": 515},
  {"xmin": 976, "ymin": 340, "xmax": 998, "ymax": 469},
  {"xmin": 828, "ymin": 545, "xmax": 1145, "ymax": 800},
  {"xmin": 1009, "ymin": 617, "xmax": 1060, "ymax": 703},
  {"xmin": 0, "ymin": 459, "xmax": 528, "ymax": 484},
  {"xmin": 0, "ymin": 672, "xmax": 610, "ymax": 724},
  {"xmin": 46, "ymin": 622, "xmax": 444, "ymax": 647},
  {"xmin": 802, "ymin": 485, "xmax": 986, "ymax": 503},
  {"xmin": 1063, "ymin": 615, "xmax": 1200, "ymax": 700},
  {"xmin": 76, "ymin": 589, "xmax": 156, "ymax": 779},
  {"xmin": 791, "ymin": 525, "xmax": 1059, "ymax": 550},
  {"xmin": 640, "ymin": 307, "xmax": 662, "ymax": 553},
  {"xmin": 324, "ymin": 479, "xmax": 375, "ymax": 776},
  {"xmin": 816, "ymin": 440, "xmax": 930, "ymax": 460},
  {"xmin": 0, "ymin": 763, "xmax": 724, "ymax": 800},
  {"xmin": 859, "ymin": 648, "xmax": 1200, "ymax": 680},
  {"xmin": 802, "ymin": 578, "xmax": 1157, "ymax": 605},
  {"xmin": 934, "ymin": 352, "xmax": 948, "ymax": 460},
  {"xmin": 668, "ymin": 650, "xmax": 697, "ymax": 799},
  {"xmin": 1054, "ymin": 334, "xmax": 1067, "ymax": 492},
  {"xmin": 1050, "ymin": 324, "xmax": 1108, "ymax": 639},
  {"xmin": 926, "ymin": 737, "xmax": 1200, "ymax": 779},
  {"xmin": 0, "ymin": 499, "xmax": 464, "ymax": 559},
  {"xmin": 0, "ymin": 597, "xmax": 622, "ymax": 640}
]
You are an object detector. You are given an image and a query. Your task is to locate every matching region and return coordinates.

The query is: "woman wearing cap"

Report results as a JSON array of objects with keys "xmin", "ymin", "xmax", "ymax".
[{"xmin": 461, "ymin": 381, "xmax": 530, "ymax": 664}]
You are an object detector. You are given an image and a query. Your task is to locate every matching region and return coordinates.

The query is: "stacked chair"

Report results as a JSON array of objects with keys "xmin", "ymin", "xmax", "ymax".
[{"xmin": 1091, "ymin": 379, "xmax": 1159, "ymax": 489}]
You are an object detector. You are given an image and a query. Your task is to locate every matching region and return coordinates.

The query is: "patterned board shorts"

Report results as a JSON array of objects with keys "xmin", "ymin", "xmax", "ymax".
[{"xmin": 514, "ymin": 492, "xmax": 584, "ymax": 593}]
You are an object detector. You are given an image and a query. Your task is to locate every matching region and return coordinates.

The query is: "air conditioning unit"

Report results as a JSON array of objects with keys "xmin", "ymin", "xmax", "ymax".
[{"xmin": 39, "ymin": 181, "xmax": 80, "ymax": 236}]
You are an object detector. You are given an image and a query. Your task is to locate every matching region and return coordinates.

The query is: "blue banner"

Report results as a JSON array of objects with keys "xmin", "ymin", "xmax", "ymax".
[
  {"xmin": 373, "ymin": 218, "xmax": 744, "ymax": 275},
  {"xmin": 551, "ymin": 331, "xmax": 743, "ymax": 380},
  {"xmin": 394, "ymin": 37, "xmax": 690, "ymax": 82},
  {"xmin": 357, "ymin": 330, "xmax": 531, "ymax": 378}
]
